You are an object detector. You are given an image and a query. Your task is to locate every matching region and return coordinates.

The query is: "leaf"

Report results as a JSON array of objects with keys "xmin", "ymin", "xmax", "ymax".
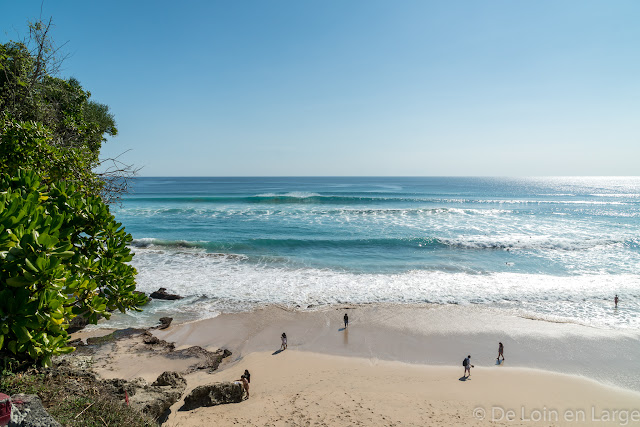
[
  {"xmin": 7, "ymin": 276, "xmax": 33, "ymax": 286},
  {"xmin": 24, "ymin": 257, "xmax": 38, "ymax": 272},
  {"xmin": 57, "ymin": 346, "xmax": 75, "ymax": 354},
  {"xmin": 11, "ymin": 324, "xmax": 33, "ymax": 343},
  {"xmin": 50, "ymin": 250, "xmax": 74, "ymax": 259}
]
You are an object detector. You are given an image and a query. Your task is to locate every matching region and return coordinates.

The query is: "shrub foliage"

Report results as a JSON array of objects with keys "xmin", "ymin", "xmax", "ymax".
[{"xmin": 0, "ymin": 170, "xmax": 146, "ymax": 365}]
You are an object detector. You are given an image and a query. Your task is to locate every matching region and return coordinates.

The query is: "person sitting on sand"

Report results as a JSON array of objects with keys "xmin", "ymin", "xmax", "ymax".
[
  {"xmin": 344, "ymin": 313, "xmax": 349, "ymax": 329},
  {"xmin": 281, "ymin": 332, "xmax": 287, "ymax": 350},
  {"xmin": 497, "ymin": 342, "xmax": 504, "ymax": 361},
  {"xmin": 235, "ymin": 375, "xmax": 249, "ymax": 399},
  {"xmin": 463, "ymin": 355, "xmax": 473, "ymax": 377},
  {"xmin": 244, "ymin": 369, "xmax": 251, "ymax": 383}
]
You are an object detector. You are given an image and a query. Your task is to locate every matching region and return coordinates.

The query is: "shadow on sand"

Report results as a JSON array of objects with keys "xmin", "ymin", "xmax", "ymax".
[
  {"xmin": 459, "ymin": 376, "xmax": 470, "ymax": 381},
  {"xmin": 272, "ymin": 349, "xmax": 284, "ymax": 356},
  {"xmin": 338, "ymin": 327, "xmax": 346, "ymax": 332}
]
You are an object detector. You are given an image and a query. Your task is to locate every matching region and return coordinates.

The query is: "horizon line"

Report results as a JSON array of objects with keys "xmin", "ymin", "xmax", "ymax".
[{"xmin": 130, "ymin": 175, "xmax": 640, "ymax": 178}]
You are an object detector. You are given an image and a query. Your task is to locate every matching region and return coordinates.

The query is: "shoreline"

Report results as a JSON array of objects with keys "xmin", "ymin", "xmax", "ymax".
[{"xmin": 147, "ymin": 303, "xmax": 640, "ymax": 393}]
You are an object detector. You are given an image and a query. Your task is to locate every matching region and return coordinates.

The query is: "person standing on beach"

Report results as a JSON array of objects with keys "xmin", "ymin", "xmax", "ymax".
[
  {"xmin": 235, "ymin": 375, "xmax": 249, "ymax": 399},
  {"xmin": 281, "ymin": 333, "xmax": 287, "ymax": 350},
  {"xmin": 244, "ymin": 369, "xmax": 251, "ymax": 383},
  {"xmin": 497, "ymin": 342, "xmax": 504, "ymax": 361},
  {"xmin": 463, "ymin": 355, "xmax": 473, "ymax": 377},
  {"xmin": 344, "ymin": 313, "xmax": 349, "ymax": 329},
  {"xmin": 615, "ymin": 295, "xmax": 619, "ymax": 308}
]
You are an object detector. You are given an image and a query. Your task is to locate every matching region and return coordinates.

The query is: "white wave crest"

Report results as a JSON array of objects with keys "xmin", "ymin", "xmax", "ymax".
[{"xmin": 118, "ymin": 250, "xmax": 640, "ymax": 330}]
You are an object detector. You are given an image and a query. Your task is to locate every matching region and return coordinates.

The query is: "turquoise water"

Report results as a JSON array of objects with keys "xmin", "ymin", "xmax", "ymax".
[{"xmin": 111, "ymin": 177, "xmax": 640, "ymax": 329}]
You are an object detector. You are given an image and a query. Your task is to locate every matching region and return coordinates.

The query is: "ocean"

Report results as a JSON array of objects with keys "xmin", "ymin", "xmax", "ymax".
[{"xmin": 103, "ymin": 177, "xmax": 640, "ymax": 330}]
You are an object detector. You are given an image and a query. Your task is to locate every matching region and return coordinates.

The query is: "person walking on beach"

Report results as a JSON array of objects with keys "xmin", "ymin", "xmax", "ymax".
[
  {"xmin": 463, "ymin": 355, "xmax": 473, "ymax": 377},
  {"xmin": 344, "ymin": 313, "xmax": 349, "ymax": 329},
  {"xmin": 281, "ymin": 332, "xmax": 287, "ymax": 350},
  {"xmin": 615, "ymin": 295, "xmax": 619, "ymax": 308},
  {"xmin": 497, "ymin": 342, "xmax": 504, "ymax": 361}
]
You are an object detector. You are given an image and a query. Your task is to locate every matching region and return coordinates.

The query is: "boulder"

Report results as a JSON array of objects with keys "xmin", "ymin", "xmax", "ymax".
[
  {"xmin": 143, "ymin": 334, "xmax": 160, "ymax": 345},
  {"xmin": 67, "ymin": 315, "xmax": 90, "ymax": 333},
  {"xmin": 152, "ymin": 372, "xmax": 186, "ymax": 388},
  {"xmin": 180, "ymin": 382, "xmax": 243, "ymax": 411},
  {"xmin": 158, "ymin": 317, "xmax": 173, "ymax": 329},
  {"xmin": 140, "ymin": 331, "xmax": 175, "ymax": 350},
  {"xmin": 8, "ymin": 394, "xmax": 61, "ymax": 427},
  {"xmin": 125, "ymin": 371, "xmax": 186, "ymax": 421},
  {"xmin": 149, "ymin": 288, "xmax": 183, "ymax": 300}
]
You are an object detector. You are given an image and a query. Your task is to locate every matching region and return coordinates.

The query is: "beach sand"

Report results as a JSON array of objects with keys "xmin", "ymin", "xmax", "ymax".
[
  {"xmin": 160, "ymin": 351, "xmax": 640, "ymax": 427},
  {"xmin": 85, "ymin": 304, "xmax": 640, "ymax": 425}
]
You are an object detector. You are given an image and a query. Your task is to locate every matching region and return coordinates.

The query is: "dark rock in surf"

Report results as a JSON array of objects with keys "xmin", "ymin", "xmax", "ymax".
[
  {"xmin": 149, "ymin": 288, "xmax": 183, "ymax": 300},
  {"xmin": 158, "ymin": 317, "xmax": 173, "ymax": 329}
]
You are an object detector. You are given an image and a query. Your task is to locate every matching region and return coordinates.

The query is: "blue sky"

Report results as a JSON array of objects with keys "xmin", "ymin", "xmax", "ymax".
[{"xmin": 2, "ymin": 1, "xmax": 639, "ymax": 176}]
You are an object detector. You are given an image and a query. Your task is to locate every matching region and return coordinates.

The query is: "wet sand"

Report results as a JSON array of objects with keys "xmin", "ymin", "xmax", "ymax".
[{"xmin": 154, "ymin": 304, "xmax": 640, "ymax": 392}]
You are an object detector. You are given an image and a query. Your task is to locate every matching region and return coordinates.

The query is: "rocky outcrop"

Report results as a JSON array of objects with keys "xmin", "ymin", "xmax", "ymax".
[
  {"xmin": 85, "ymin": 328, "xmax": 147, "ymax": 346},
  {"xmin": 101, "ymin": 377, "xmax": 148, "ymax": 399},
  {"xmin": 152, "ymin": 371, "xmax": 186, "ymax": 389},
  {"xmin": 166, "ymin": 346, "xmax": 231, "ymax": 374},
  {"xmin": 130, "ymin": 371, "xmax": 187, "ymax": 421},
  {"xmin": 149, "ymin": 288, "xmax": 183, "ymax": 300},
  {"xmin": 180, "ymin": 382, "xmax": 244, "ymax": 411},
  {"xmin": 102, "ymin": 371, "xmax": 187, "ymax": 421},
  {"xmin": 8, "ymin": 394, "xmax": 61, "ymax": 427}
]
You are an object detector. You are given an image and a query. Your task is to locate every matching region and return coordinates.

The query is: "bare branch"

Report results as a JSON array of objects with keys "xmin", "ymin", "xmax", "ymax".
[{"xmin": 96, "ymin": 152, "xmax": 143, "ymax": 205}]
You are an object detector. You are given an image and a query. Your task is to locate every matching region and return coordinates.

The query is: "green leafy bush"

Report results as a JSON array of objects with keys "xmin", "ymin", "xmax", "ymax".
[{"xmin": 0, "ymin": 169, "xmax": 146, "ymax": 365}]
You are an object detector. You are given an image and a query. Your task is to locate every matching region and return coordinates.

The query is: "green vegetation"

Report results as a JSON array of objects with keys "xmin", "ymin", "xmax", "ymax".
[
  {"xmin": 0, "ymin": 171, "xmax": 146, "ymax": 365},
  {"xmin": 0, "ymin": 20, "xmax": 120, "ymax": 200},
  {"xmin": 0, "ymin": 369, "xmax": 155, "ymax": 426},
  {"xmin": 0, "ymin": 20, "xmax": 145, "ymax": 366}
]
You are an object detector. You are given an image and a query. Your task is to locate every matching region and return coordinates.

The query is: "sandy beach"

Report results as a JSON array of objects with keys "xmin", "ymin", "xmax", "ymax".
[
  {"xmin": 159, "ymin": 351, "xmax": 640, "ymax": 427},
  {"xmin": 81, "ymin": 304, "xmax": 640, "ymax": 426}
]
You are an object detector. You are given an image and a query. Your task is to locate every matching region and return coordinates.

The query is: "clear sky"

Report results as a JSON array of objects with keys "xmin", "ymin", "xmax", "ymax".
[{"xmin": 2, "ymin": 1, "xmax": 639, "ymax": 176}]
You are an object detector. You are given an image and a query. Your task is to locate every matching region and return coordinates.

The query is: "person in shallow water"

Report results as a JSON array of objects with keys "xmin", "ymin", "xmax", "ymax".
[
  {"xmin": 615, "ymin": 295, "xmax": 619, "ymax": 308},
  {"xmin": 344, "ymin": 313, "xmax": 349, "ymax": 329},
  {"xmin": 281, "ymin": 332, "xmax": 287, "ymax": 350}
]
